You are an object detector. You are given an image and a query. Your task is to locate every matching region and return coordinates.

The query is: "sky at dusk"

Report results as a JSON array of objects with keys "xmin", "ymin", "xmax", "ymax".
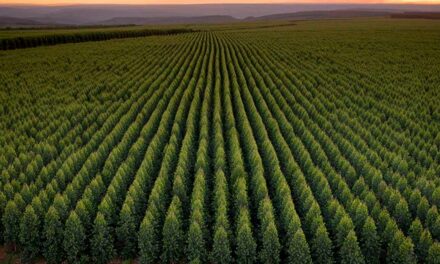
[{"xmin": 1, "ymin": 0, "xmax": 440, "ymax": 5}]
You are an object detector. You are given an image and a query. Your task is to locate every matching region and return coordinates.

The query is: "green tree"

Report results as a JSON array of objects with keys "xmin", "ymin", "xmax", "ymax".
[
  {"xmin": 260, "ymin": 222, "xmax": 280, "ymax": 264},
  {"xmin": 116, "ymin": 204, "xmax": 136, "ymax": 259},
  {"xmin": 19, "ymin": 206, "xmax": 40, "ymax": 263},
  {"xmin": 162, "ymin": 198, "xmax": 184, "ymax": 263},
  {"xmin": 393, "ymin": 200, "xmax": 411, "ymax": 231},
  {"xmin": 417, "ymin": 230, "xmax": 433, "ymax": 262},
  {"xmin": 339, "ymin": 231, "xmax": 365, "ymax": 264},
  {"xmin": 236, "ymin": 214, "xmax": 256, "ymax": 264},
  {"xmin": 187, "ymin": 221, "xmax": 205, "ymax": 263},
  {"xmin": 2, "ymin": 201, "xmax": 20, "ymax": 250},
  {"xmin": 91, "ymin": 213, "xmax": 114, "ymax": 264},
  {"xmin": 353, "ymin": 201, "xmax": 368, "ymax": 230},
  {"xmin": 211, "ymin": 226, "xmax": 231, "ymax": 264},
  {"xmin": 382, "ymin": 219, "xmax": 398, "ymax": 245},
  {"xmin": 63, "ymin": 211, "xmax": 86, "ymax": 264},
  {"xmin": 287, "ymin": 230, "xmax": 313, "ymax": 264},
  {"xmin": 409, "ymin": 191, "xmax": 422, "ymax": 215},
  {"xmin": 417, "ymin": 198, "xmax": 430, "ymax": 221},
  {"xmin": 387, "ymin": 231, "xmax": 416, "ymax": 264},
  {"xmin": 0, "ymin": 192, "xmax": 6, "ymax": 242},
  {"xmin": 426, "ymin": 206, "xmax": 440, "ymax": 239},
  {"xmin": 43, "ymin": 207, "xmax": 63, "ymax": 264},
  {"xmin": 408, "ymin": 218, "xmax": 423, "ymax": 245},
  {"xmin": 432, "ymin": 188, "xmax": 440, "ymax": 208},
  {"xmin": 360, "ymin": 217, "xmax": 380, "ymax": 264},
  {"xmin": 138, "ymin": 215, "xmax": 157, "ymax": 264},
  {"xmin": 311, "ymin": 225, "xmax": 333, "ymax": 264},
  {"xmin": 336, "ymin": 215, "xmax": 355, "ymax": 248},
  {"xmin": 427, "ymin": 243, "xmax": 440, "ymax": 264},
  {"xmin": 53, "ymin": 194, "xmax": 68, "ymax": 219}
]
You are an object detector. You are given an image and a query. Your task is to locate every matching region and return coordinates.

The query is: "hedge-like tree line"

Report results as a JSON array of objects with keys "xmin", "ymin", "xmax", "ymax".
[{"xmin": 0, "ymin": 28, "xmax": 195, "ymax": 50}]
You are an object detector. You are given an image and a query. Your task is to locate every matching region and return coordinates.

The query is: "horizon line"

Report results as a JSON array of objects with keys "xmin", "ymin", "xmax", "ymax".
[{"xmin": 2, "ymin": 1, "xmax": 440, "ymax": 5}]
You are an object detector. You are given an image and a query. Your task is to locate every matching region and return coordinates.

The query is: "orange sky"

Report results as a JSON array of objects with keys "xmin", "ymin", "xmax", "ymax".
[{"xmin": 1, "ymin": 0, "xmax": 439, "ymax": 5}]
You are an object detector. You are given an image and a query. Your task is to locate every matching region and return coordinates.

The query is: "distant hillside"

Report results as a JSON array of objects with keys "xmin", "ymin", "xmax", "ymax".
[
  {"xmin": 2, "ymin": 6, "xmax": 440, "ymax": 27},
  {"xmin": 246, "ymin": 10, "xmax": 392, "ymax": 21},
  {"xmin": 1, "ymin": 4, "xmax": 440, "ymax": 25},
  {"xmin": 97, "ymin": 10, "xmax": 392, "ymax": 26},
  {"xmin": 99, "ymin": 15, "xmax": 239, "ymax": 26},
  {"xmin": 391, "ymin": 12, "xmax": 440, "ymax": 20},
  {"xmin": 0, "ymin": 16, "xmax": 43, "ymax": 27}
]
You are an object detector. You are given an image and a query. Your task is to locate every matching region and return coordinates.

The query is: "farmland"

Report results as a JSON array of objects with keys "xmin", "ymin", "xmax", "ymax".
[
  {"xmin": 0, "ymin": 18, "xmax": 440, "ymax": 263},
  {"xmin": 0, "ymin": 27, "xmax": 194, "ymax": 50}
]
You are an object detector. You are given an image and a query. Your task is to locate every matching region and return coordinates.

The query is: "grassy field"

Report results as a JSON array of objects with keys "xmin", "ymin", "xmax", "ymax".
[{"xmin": 0, "ymin": 18, "xmax": 439, "ymax": 263}]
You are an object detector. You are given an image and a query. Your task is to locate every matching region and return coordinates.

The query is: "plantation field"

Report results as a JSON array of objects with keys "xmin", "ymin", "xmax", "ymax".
[
  {"xmin": 0, "ymin": 18, "xmax": 440, "ymax": 263},
  {"xmin": 0, "ymin": 27, "xmax": 131, "ymax": 39},
  {"xmin": 0, "ymin": 24, "xmax": 191, "ymax": 39},
  {"xmin": 0, "ymin": 27, "xmax": 194, "ymax": 50}
]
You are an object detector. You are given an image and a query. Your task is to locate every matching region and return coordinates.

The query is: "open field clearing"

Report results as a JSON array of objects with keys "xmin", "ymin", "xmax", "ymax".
[{"xmin": 0, "ymin": 18, "xmax": 440, "ymax": 263}]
